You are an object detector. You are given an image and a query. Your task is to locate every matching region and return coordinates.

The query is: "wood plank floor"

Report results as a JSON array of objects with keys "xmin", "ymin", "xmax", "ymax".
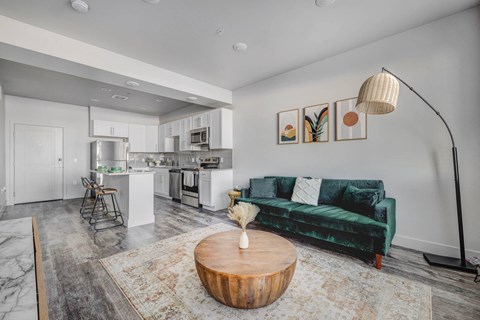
[{"xmin": 1, "ymin": 197, "xmax": 479, "ymax": 320}]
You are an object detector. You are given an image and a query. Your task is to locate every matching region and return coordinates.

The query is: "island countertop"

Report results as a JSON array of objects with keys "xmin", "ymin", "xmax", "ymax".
[
  {"xmin": 0, "ymin": 217, "xmax": 38, "ymax": 320},
  {"xmin": 90, "ymin": 170, "xmax": 155, "ymax": 176}
]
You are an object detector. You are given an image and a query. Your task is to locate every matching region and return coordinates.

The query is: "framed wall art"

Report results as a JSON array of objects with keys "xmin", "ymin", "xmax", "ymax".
[
  {"xmin": 304, "ymin": 103, "xmax": 329, "ymax": 143},
  {"xmin": 335, "ymin": 97, "xmax": 367, "ymax": 141},
  {"xmin": 278, "ymin": 109, "xmax": 299, "ymax": 144}
]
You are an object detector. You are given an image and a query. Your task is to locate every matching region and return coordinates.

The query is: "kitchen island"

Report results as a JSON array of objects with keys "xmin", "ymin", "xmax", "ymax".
[{"xmin": 91, "ymin": 171, "xmax": 155, "ymax": 228}]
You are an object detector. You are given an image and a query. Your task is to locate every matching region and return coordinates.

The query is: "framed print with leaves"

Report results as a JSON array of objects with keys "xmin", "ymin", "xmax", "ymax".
[
  {"xmin": 304, "ymin": 103, "xmax": 329, "ymax": 143},
  {"xmin": 335, "ymin": 97, "xmax": 367, "ymax": 141},
  {"xmin": 278, "ymin": 109, "xmax": 299, "ymax": 144}
]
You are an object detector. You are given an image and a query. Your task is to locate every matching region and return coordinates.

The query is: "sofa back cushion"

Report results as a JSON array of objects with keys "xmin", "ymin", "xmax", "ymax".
[
  {"xmin": 318, "ymin": 179, "xmax": 385, "ymax": 206},
  {"xmin": 342, "ymin": 185, "xmax": 380, "ymax": 218},
  {"xmin": 264, "ymin": 176, "xmax": 297, "ymax": 199},
  {"xmin": 250, "ymin": 178, "xmax": 277, "ymax": 198}
]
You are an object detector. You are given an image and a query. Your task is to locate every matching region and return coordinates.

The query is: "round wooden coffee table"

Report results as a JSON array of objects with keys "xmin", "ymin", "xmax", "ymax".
[{"xmin": 194, "ymin": 230, "xmax": 297, "ymax": 309}]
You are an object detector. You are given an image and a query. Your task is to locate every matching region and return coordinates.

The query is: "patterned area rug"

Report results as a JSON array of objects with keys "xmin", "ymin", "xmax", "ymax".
[{"xmin": 100, "ymin": 223, "xmax": 432, "ymax": 320}]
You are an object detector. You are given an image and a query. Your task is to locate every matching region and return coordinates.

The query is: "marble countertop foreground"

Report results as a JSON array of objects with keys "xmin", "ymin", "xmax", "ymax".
[{"xmin": 0, "ymin": 217, "xmax": 38, "ymax": 320}]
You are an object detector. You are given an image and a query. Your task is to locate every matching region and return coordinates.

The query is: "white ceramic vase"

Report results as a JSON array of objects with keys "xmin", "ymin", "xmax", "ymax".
[{"xmin": 239, "ymin": 230, "xmax": 249, "ymax": 249}]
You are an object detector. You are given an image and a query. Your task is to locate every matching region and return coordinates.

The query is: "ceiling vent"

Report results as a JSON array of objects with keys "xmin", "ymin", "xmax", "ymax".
[{"xmin": 111, "ymin": 94, "xmax": 129, "ymax": 101}]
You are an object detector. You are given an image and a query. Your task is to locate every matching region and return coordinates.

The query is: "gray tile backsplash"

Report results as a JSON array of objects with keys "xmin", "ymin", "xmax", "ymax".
[{"xmin": 128, "ymin": 149, "xmax": 232, "ymax": 169}]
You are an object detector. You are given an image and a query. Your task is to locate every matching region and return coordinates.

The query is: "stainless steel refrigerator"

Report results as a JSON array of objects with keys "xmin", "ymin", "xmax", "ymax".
[{"xmin": 90, "ymin": 140, "xmax": 129, "ymax": 185}]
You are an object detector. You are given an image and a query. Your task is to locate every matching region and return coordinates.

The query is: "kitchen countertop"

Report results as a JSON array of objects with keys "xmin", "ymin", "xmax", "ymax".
[
  {"xmin": 0, "ymin": 217, "xmax": 38, "ymax": 320},
  {"xmin": 90, "ymin": 170, "xmax": 155, "ymax": 176}
]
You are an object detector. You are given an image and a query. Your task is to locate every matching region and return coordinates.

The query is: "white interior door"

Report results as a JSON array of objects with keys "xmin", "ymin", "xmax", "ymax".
[{"xmin": 14, "ymin": 124, "xmax": 63, "ymax": 204}]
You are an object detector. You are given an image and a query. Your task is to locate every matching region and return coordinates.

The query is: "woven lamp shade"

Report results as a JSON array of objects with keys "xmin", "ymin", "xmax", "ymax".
[{"xmin": 356, "ymin": 72, "xmax": 400, "ymax": 114}]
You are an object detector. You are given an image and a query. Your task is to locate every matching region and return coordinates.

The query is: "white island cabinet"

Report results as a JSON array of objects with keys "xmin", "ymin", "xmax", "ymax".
[{"xmin": 92, "ymin": 171, "xmax": 155, "ymax": 228}]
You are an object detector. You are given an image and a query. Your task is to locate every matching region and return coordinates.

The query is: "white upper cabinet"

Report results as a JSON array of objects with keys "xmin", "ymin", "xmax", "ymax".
[
  {"xmin": 158, "ymin": 124, "xmax": 174, "ymax": 153},
  {"xmin": 209, "ymin": 108, "xmax": 233, "ymax": 149},
  {"xmin": 128, "ymin": 124, "xmax": 147, "ymax": 152},
  {"xmin": 146, "ymin": 125, "xmax": 159, "ymax": 152},
  {"xmin": 192, "ymin": 112, "xmax": 210, "ymax": 129},
  {"xmin": 91, "ymin": 120, "xmax": 129, "ymax": 138},
  {"xmin": 179, "ymin": 117, "xmax": 201, "ymax": 152},
  {"xmin": 179, "ymin": 117, "xmax": 191, "ymax": 152},
  {"xmin": 164, "ymin": 120, "xmax": 181, "ymax": 137}
]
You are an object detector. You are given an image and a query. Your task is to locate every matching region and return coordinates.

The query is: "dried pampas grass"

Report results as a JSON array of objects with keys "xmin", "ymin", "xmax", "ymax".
[{"xmin": 227, "ymin": 202, "xmax": 260, "ymax": 231}]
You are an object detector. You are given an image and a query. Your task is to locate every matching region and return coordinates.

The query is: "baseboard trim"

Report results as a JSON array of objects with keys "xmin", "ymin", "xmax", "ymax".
[{"xmin": 393, "ymin": 234, "xmax": 480, "ymax": 257}]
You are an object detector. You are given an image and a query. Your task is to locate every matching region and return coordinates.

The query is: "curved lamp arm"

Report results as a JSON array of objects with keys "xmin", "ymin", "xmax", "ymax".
[{"xmin": 381, "ymin": 67, "xmax": 456, "ymax": 147}]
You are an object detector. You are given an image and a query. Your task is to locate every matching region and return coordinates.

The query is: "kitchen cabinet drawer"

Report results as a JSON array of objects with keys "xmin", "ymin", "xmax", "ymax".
[{"xmin": 199, "ymin": 171, "xmax": 211, "ymax": 178}]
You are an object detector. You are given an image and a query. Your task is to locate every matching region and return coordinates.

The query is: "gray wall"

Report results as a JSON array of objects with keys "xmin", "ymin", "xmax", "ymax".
[
  {"xmin": 232, "ymin": 7, "xmax": 480, "ymax": 256},
  {"xmin": 0, "ymin": 84, "xmax": 5, "ymax": 214}
]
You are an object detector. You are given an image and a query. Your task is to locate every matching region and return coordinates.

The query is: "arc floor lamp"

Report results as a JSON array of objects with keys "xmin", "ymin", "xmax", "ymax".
[{"xmin": 355, "ymin": 67, "xmax": 475, "ymax": 273}]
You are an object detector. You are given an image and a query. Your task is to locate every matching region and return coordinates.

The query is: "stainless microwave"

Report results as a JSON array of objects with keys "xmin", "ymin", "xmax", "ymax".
[{"xmin": 190, "ymin": 127, "xmax": 209, "ymax": 145}]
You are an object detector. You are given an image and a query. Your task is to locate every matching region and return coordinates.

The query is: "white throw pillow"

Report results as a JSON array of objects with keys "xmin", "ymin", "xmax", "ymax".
[{"xmin": 291, "ymin": 177, "xmax": 322, "ymax": 206}]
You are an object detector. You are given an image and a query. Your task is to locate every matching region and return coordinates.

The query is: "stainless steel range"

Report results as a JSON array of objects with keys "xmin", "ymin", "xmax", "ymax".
[{"xmin": 181, "ymin": 157, "xmax": 220, "ymax": 208}]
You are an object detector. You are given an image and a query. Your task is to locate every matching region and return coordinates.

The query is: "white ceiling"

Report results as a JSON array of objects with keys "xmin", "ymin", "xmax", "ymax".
[
  {"xmin": 0, "ymin": 0, "xmax": 478, "ymax": 90},
  {"xmin": 0, "ymin": 59, "xmax": 193, "ymax": 115}
]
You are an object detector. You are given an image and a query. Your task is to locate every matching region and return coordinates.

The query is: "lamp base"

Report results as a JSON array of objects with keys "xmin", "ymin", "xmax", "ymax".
[{"xmin": 423, "ymin": 253, "xmax": 477, "ymax": 274}]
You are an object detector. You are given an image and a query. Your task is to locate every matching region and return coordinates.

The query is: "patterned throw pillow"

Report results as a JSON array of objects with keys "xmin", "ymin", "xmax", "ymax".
[{"xmin": 291, "ymin": 177, "xmax": 322, "ymax": 206}]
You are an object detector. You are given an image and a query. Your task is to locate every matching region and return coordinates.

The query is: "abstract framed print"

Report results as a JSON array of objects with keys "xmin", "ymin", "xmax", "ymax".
[
  {"xmin": 335, "ymin": 97, "xmax": 367, "ymax": 141},
  {"xmin": 278, "ymin": 109, "xmax": 299, "ymax": 144},
  {"xmin": 304, "ymin": 103, "xmax": 329, "ymax": 143}
]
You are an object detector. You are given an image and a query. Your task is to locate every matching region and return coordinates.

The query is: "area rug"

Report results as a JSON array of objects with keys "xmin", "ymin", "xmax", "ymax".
[{"xmin": 100, "ymin": 223, "xmax": 432, "ymax": 320}]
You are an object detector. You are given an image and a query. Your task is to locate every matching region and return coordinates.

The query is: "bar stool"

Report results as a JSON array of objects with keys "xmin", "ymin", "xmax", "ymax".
[
  {"xmin": 80, "ymin": 177, "xmax": 105, "ymax": 220},
  {"xmin": 89, "ymin": 183, "xmax": 124, "ymax": 231}
]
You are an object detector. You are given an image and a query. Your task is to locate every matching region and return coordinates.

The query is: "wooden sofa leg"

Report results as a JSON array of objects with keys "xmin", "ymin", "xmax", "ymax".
[{"xmin": 375, "ymin": 254, "xmax": 382, "ymax": 270}]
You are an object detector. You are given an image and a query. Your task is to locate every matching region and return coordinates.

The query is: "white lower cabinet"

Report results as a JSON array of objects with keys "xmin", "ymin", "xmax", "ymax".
[
  {"xmin": 152, "ymin": 168, "xmax": 170, "ymax": 198},
  {"xmin": 199, "ymin": 169, "xmax": 233, "ymax": 211}
]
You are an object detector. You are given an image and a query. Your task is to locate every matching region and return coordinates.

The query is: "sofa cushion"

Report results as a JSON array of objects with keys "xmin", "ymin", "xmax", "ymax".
[
  {"xmin": 291, "ymin": 177, "xmax": 322, "ymax": 205},
  {"xmin": 250, "ymin": 178, "xmax": 277, "ymax": 198},
  {"xmin": 290, "ymin": 204, "xmax": 388, "ymax": 238},
  {"xmin": 342, "ymin": 185, "xmax": 380, "ymax": 218},
  {"xmin": 318, "ymin": 179, "xmax": 385, "ymax": 205},
  {"xmin": 235, "ymin": 197, "xmax": 304, "ymax": 219},
  {"xmin": 264, "ymin": 176, "xmax": 297, "ymax": 199}
]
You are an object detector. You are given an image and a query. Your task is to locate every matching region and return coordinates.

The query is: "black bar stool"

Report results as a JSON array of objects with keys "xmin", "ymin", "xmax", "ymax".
[
  {"xmin": 80, "ymin": 177, "xmax": 106, "ymax": 219},
  {"xmin": 89, "ymin": 183, "xmax": 124, "ymax": 231}
]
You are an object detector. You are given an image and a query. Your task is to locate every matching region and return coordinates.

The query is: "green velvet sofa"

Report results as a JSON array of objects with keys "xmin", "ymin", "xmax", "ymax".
[{"xmin": 236, "ymin": 176, "xmax": 396, "ymax": 269}]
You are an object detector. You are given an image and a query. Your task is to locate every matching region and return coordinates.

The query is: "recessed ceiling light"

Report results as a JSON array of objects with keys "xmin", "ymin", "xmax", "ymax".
[
  {"xmin": 187, "ymin": 96, "xmax": 198, "ymax": 101},
  {"xmin": 155, "ymin": 99, "xmax": 163, "ymax": 102},
  {"xmin": 143, "ymin": 0, "xmax": 160, "ymax": 3},
  {"xmin": 315, "ymin": 0, "xmax": 336, "ymax": 7},
  {"xmin": 90, "ymin": 98, "xmax": 99, "ymax": 102},
  {"xmin": 100, "ymin": 87, "xmax": 112, "ymax": 92},
  {"xmin": 233, "ymin": 42, "xmax": 248, "ymax": 52},
  {"xmin": 71, "ymin": 0, "xmax": 89, "ymax": 13},
  {"xmin": 125, "ymin": 80, "xmax": 140, "ymax": 87},
  {"xmin": 111, "ymin": 94, "xmax": 129, "ymax": 101}
]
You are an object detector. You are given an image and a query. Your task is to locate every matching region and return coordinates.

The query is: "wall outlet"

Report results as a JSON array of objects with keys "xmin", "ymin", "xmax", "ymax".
[
  {"xmin": 73, "ymin": 180, "xmax": 78, "ymax": 186},
  {"xmin": 192, "ymin": 158, "xmax": 195, "ymax": 162},
  {"xmin": 1, "ymin": 187, "xmax": 6, "ymax": 192},
  {"xmin": 220, "ymin": 157, "xmax": 224, "ymax": 163}
]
